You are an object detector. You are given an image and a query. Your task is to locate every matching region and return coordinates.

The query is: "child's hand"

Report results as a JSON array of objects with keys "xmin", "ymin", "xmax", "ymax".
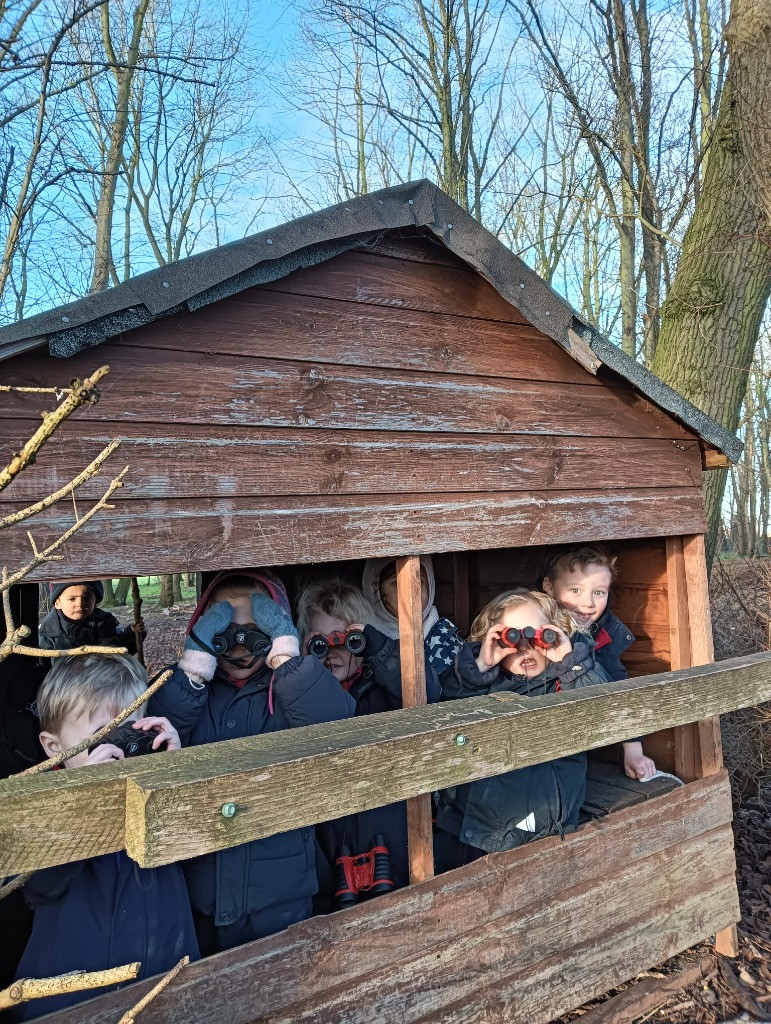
[
  {"xmin": 132, "ymin": 716, "xmax": 181, "ymax": 752},
  {"xmin": 85, "ymin": 743, "xmax": 125, "ymax": 765},
  {"xmin": 475, "ymin": 624, "xmax": 511, "ymax": 672},
  {"xmin": 623, "ymin": 741, "xmax": 656, "ymax": 780},
  {"xmin": 251, "ymin": 594, "xmax": 300, "ymax": 669},
  {"xmin": 185, "ymin": 601, "xmax": 233, "ymax": 654},
  {"xmin": 543, "ymin": 626, "xmax": 572, "ymax": 663},
  {"xmin": 132, "ymin": 618, "xmax": 146, "ymax": 634}
]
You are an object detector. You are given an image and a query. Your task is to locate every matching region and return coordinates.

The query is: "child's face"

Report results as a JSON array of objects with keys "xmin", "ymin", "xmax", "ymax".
[
  {"xmin": 40, "ymin": 705, "xmax": 139, "ymax": 769},
  {"xmin": 213, "ymin": 586, "xmax": 269, "ymax": 681},
  {"xmin": 380, "ymin": 567, "xmax": 429, "ymax": 618},
  {"xmin": 543, "ymin": 563, "xmax": 612, "ymax": 628},
  {"xmin": 54, "ymin": 584, "xmax": 96, "ymax": 621},
  {"xmin": 498, "ymin": 600, "xmax": 551, "ymax": 677},
  {"xmin": 304, "ymin": 610, "xmax": 362, "ymax": 683}
]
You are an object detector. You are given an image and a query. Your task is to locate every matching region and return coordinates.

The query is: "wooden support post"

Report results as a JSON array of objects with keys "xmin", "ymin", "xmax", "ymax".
[
  {"xmin": 396, "ymin": 555, "xmax": 434, "ymax": 884},
  {"xmin": 452, "ymin": 552, "xmax": 470, "ymax": 636},
  {"xmin": 668, "ymin": 533, "xmax": 738, "ymax": 956}
]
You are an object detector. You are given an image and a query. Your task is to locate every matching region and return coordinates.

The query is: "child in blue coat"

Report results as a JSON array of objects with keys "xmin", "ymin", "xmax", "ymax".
[
  {"xmin": 148, "ymin": 569, "xmax": 356, "ymax": 954},
  {"xmin": 14, "ymin": 654, "xmax": 198, "ymax": 1021},
  {"xmin": 434, "ymin": 589, "xmax": 610, "ymax": 872}
]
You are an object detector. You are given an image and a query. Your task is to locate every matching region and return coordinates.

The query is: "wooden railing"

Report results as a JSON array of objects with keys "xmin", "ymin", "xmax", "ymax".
[{"xmin": 2, "ymin": 650, "xmax": 771, "ymax": 876}]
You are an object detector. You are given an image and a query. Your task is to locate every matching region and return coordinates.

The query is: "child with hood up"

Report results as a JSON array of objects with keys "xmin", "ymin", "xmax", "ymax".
[
  {"xmin": 147, "ymin": 568, "xmax": 356, "ymax": 955},
  {"xmin": 362, "ymin": 555, "xmax": 463, "ymax": 696}
]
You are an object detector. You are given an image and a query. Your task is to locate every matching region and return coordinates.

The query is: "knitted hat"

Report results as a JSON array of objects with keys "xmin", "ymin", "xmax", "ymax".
[
  {"xmin": 50, "ymin": 580, "xmax": 104, "ymax": 605},
  {"xmin": 361, "ymin": 555, "xmax": 439, "ymax": 640},
  {"xmin": 187, "ymin": 568, "xmax": 292, "ymax": 633}
]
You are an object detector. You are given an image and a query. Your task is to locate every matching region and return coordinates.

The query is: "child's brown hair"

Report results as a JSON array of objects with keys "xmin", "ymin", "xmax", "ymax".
[
  {"xmin": 544, "ymin": 544, "xmax": 617, "ymax": 584},
  {"xmin": 468, "ymin": 588, "xmax": 579, "ymax": 642}
]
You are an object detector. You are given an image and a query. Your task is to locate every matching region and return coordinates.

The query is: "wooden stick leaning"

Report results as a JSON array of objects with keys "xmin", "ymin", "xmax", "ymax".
[
  {"xmin": 0, "ymin": 365, "xmax": 110, "ymax": 493},
  {"xmin": 117, "ymin": 956, "xmax": 189, "ymax": 1024},
  {"xmin": 20, "ymin": 668, "xmax": 173, "ymax": 776},
  {"xmin": 131, "ymin": 577, "xmax": 145, "ymax": 667},
  {"xmin": 0, "ymin": 963, "xmax": 140, "ymax": 1011}
]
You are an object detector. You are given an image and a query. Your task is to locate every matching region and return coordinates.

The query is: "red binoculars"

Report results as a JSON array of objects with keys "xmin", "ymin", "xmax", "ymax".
[
  {"xmin": 308, "ymin": 629, "xmax": 366, "ymax": 660},
  {"xmin": 335, "ymin": 836, "xmax": 394, "ymax": 906},
  {"xmin": 498, "ymin": 626, "xmax": 558, "ymax": 649}
]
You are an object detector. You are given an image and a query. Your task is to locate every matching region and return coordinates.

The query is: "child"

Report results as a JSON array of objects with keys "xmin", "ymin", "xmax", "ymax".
[
  {"xmin": 13, "ymin": 654, "xmax": 198, "ymax": 1021},
  {"xmin": 296, "ymin": 578, "xmax": 419, "ymax": 911},
  {"xmin": 542, "ymin": 545, "xmax": 656, "ymax": 780},
  {"xmin": 362, "ymin": 555, "xmax": 463, "ymax": 692},
  {"xmin": 434, "ymin": 589, "xmax": 610, "ymax": 872},
  {"xmin": 38, "ymin": 581, "xmax": 144, "ymax": 655},
  {"xmin": 147, "ymin": 569, "xmax": 356, "ymax": 954}
]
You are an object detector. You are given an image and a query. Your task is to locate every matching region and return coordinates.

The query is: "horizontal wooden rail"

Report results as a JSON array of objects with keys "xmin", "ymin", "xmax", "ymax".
[{"xmin": 1, "ymin": 652, "xmax": 770, "ymax": 873}]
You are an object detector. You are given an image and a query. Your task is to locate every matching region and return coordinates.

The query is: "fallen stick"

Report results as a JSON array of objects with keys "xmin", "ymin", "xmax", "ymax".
[
  {"xmin": 574, "ymin": 957, "xmax": 712, "ymax": 1024},
  {"xmin": 0, "ymin": 962, "xmax": 140, "ymax": 1011},
  {"xmin": 719, "ymin": 957, "xmax": 771, "ymax": 1021}
]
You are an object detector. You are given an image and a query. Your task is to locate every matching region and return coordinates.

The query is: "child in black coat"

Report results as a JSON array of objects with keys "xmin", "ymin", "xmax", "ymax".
[{"xmin": 38, "ymin": 580, "xmax": 143, "ymax": 654}]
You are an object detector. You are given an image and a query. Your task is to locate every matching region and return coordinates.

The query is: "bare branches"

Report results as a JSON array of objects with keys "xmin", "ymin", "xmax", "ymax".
[
  {"xmin": 20, "ymin": 668, "xmax": 172, "ymax": 775},
  {"xmin": 0, "ymin": 466, "xmax": 128, "ymax": 592},
  {"xmin": 117, "ymin": 956, "xmax": 189, "ymax": 1024},
  {"xmin": 0, "ymin": 366, "xmax": 110, "ymax": 494},
  {"xmin": 0, "ymin": 438, "xmax": 121, "ymax": 530},
  {"xmin": 0, "ymin": 962, "xmax": 140, "ymax": 1012}
]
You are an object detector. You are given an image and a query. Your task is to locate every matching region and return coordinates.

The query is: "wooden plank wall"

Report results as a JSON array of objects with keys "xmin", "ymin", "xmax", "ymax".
[
  {"xmin": 38, "ymin": 774, "xmax": 739, "ymax": 1024},
  {"xmin": 0, "ymin": 233, "xmax": 705, "ymax": 578}
]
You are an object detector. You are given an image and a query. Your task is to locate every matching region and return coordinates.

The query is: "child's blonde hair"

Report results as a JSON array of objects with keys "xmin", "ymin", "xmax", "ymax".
[
  {"xmin": 296, "ymin": 578, "xmax": 374, "ymax": 639},
  {"xmin": 545, "ymin": 544, "xmax": 617, "ymax": 584},
  {"xmin": 37, "ymin": 654, "xmax": 147, "ymax": 734},
  {"xmin": 468, "ymin": 588, "xmax": 579, "ymax": 642}
]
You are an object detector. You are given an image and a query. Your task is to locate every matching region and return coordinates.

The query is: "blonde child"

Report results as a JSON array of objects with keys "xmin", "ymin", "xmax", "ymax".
[
  {"xmin": 542, "ymin": 545, "xmax": 656, "ymax": 780},
  {"xmin": 434, "ymin": 589, "xmax": 609, "ymax": 871}
]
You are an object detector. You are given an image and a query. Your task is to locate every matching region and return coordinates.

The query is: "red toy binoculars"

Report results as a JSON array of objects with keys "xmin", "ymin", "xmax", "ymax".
[
  {"xmin": 335, "ymin": 836, "xmax": 394, "ymax": 906},
  {"xmin": 308, "ymin": 629, "xmax": 366, "ymax": 660},
  {"xmin": 498, "ymin": 625, "xmax": 558, "ymax": 649}
]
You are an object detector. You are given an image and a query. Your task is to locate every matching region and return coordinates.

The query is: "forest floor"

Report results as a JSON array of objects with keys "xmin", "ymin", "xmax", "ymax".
[{"xmin": 119, "ymin": 558, "xmax": 771, "ymax": 1024}]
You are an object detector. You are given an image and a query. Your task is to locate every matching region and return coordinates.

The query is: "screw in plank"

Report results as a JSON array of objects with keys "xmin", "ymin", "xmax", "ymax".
[
  {"xmin": 221, "ymin": 802, "xmax": 237, "ymax": 818},
  {"xmin": 455, "ymin": 734, "xmax": 468, "ymax": 746}
]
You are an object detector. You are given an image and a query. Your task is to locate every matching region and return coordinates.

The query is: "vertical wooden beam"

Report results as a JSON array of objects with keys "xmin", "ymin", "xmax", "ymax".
[
  {"xmin": 396, "ymin": 555, "xmax": 434, "ymax": 884},
  {"xmin": 452, "ymin": 552, "xmax": 470, "ymax": 636},
  {"xmin": 669, "ymin": 534, "xmax": 738, "ymax": 957},
  {"xmin": 681, "ymin": 535, "xmax": 739, "ymax": 956}
]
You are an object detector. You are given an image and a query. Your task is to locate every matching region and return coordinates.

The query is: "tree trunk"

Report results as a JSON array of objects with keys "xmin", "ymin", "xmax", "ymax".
[
  {"xmin": 172, "ymin": 573, "xmax": 184, "ymax": 603},
  {"xmin": 113, "ymin": 578, "xmax": 131, "ymax": 606},
  {"xmin": 653, "ymin": 0, "xmax": 771, "ymax": 565},
  {"xmin": 102, "ymin": 579, "xmax": 116, "ymax": 606},
  {"xmin": 158, "ymin": 574, "xmax": 174, "ymax": 608}
]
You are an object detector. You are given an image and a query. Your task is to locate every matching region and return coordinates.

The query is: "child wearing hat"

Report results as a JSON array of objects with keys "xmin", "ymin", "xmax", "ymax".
[{"xmin": 38, "ymin": 581, "xmax": 144, "ymax": 655}]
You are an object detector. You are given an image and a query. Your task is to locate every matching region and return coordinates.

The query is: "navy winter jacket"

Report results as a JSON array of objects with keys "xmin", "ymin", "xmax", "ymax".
[
  {"xmin": 435, "ymin": 637, "xmax": 611, "ymax": 855},
  {"xmin": 590, "ymin": 608, "xmax": 635, "ymax": 681},
  {"xmin": 148, "ymin": 655, "xmax": 355, "ymax": 929},
  {"xmin": 314, "ymin": 629, "xmax": 445, "ymax": 912},
  {"xmin": 38, "ymin": 607, "xmax": 139, "ymax": 655},
  {"xmin": 14, "ymin": 853, "xmax": 198, "ymax": 1021}
]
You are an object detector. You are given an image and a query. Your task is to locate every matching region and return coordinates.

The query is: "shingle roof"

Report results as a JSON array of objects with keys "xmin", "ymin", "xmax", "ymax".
[{"xmin": 0, "ymin": 178, "xmax": 741, "ymax": 461}]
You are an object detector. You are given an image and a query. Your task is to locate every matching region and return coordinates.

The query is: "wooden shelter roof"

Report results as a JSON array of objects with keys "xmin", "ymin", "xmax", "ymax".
[{"xmin": 0, "ymin": 179, "xmax": 741, "ymax": 461}]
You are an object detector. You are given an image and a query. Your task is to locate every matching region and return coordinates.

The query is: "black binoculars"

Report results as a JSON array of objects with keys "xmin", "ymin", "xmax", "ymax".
[
  {"xmin": 335, "ymin": 835, "xmax": 394, "ymax": 906},
  {"xmin": 308, "ymin": 629, "xmax": 366, "ymax": 660},
  {"xmin": 498, "ymin": 625, "xmax": 558, "ymax": 650},
  {"xmin": 90, "ymin": 723, "xmax": 159, "ymax": 758},
  {"xmin": 211, "ymin": 625, "xmax": 272, "ymax": 657}
]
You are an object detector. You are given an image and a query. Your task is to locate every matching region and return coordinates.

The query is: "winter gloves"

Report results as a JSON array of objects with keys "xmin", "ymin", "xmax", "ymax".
[{"xmin": 251, "ymin": 593, "xmax": 300, "ymax": 665}]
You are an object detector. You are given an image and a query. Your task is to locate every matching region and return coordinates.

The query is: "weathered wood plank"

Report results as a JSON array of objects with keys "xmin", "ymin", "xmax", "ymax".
[
  {"xmin": 0, "ymin": 653, "xmax": 767, "ymax": 874},
  {"xmin": 0, "ymin": 424, "xmax": 704, "ymax": 503},
  {"xmin": 3, "ymin": 489, "xmax": 708, "ymax": 581},
  {"xmin": 1, "ymin": 346, "xmax": 697, "ymax": 440},
  {"xmin": 119, "ymin": 289, "xmax": 595, "ymax": 384},
  {"xmin": 37, "ymin": 774, "xmax": 734, "ymax": 1024},
  {"xmin": 396, "ymin": 555, "xmax": 434, "ymax": 884}
]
